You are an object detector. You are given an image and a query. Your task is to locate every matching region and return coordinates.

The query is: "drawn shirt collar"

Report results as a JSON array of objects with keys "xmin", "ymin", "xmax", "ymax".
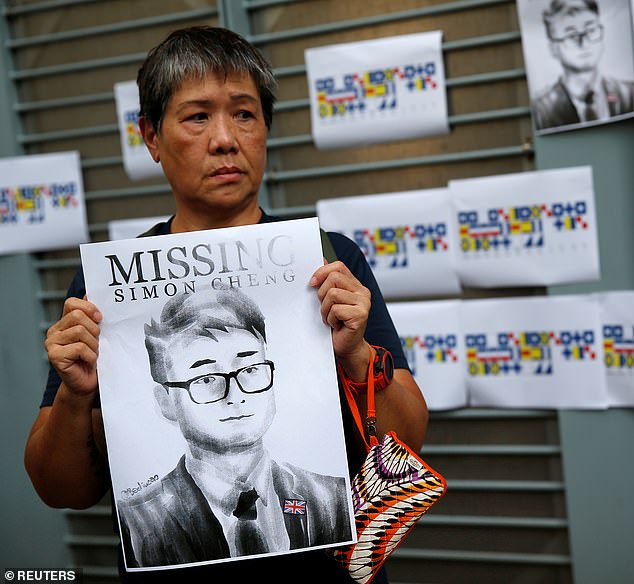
[
  {"xmin": 563, "ymin": 76, "xmax": 610, "ymax": 122},
  {"xmin": 185, "ymin": 449, "xmax": 273, "ymax": 516}
]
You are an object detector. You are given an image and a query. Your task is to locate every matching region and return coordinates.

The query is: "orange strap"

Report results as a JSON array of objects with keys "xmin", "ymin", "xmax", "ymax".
[{"xmin": 337, "ymin": 345, "xmax": 379, "ymax": 452}]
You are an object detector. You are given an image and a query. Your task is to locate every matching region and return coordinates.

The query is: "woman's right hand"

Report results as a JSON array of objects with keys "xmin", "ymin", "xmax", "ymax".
[{"xmin": 45, "ymin": 297, "xmax": 102, "ymax": 397}]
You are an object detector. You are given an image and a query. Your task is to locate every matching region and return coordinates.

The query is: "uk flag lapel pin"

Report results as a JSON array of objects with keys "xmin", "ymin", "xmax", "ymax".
[{"xmin": 283, "ymin": 499, "xmax": 307, "ymax": 515}]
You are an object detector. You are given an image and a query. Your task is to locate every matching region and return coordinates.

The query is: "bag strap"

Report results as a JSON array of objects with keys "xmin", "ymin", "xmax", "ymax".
[
  {"xmin": 320, "ymin": 228, "xmax": 337, "ymax": 263},
  {"xmin": 138, "ymin": 221, "xmax": 167, "ymax": 238},
  {"xmin": 338, "ymin": 346, "xmax": 379, "ymax": 453}
]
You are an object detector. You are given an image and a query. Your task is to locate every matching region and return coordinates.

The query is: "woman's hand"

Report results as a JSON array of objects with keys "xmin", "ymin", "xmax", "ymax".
[
  {"xmin": 310, "ymin": 260, "xmax": 372, "ymax": 381},
  {"xmin": 45, "ymin": 297, "xmax": 102, "ymax": 398}
]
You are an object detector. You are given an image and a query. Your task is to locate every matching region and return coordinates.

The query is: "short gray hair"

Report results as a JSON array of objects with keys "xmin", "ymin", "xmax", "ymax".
[{"xmin": 137, "ymin": 26, "xmax": 277, "ymax": 132}]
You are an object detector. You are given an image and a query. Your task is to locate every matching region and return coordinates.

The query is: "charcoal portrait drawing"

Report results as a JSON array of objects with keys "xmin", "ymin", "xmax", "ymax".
[
  {"xmin": 117, "ymin": 287, "xmax": 352, "ymax": 568},
  {"xmin": 528, "ymin": 0, "xmax": 634, "ymax": 132}
]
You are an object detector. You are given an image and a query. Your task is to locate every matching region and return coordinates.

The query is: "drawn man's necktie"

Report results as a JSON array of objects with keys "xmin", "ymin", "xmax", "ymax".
[
  {"xmin": 584, "ymin": 91, "xmax": 598, "ymax": 122},
  {"xmin": 233, "ymin": 488, "xmax": 270, "ymax": 556}
]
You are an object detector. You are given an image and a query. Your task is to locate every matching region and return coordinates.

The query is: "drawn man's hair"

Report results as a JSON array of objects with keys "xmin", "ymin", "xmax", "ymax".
[
  {"xmin": 144, "ymin": 288, "xmax": 267, "ymax": 384},
  {"xmin": 137, "ymin": 26, "xmax": 277, "ymax": 132},
  {"xmin": 543, "ymin": 0, "xmax": 599, "ymax": 38}
]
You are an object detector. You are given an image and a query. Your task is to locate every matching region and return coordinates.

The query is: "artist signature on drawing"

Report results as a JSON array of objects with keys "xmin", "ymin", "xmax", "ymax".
[{"xmin": 121, "ymin": 474, "xmax": 159, "ymax": 499}]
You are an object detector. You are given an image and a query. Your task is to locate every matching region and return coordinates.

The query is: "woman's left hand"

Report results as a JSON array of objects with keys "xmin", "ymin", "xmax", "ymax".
[{"xmin": 310, "ymin": 260, "xmax": 372, "ymax": 379}]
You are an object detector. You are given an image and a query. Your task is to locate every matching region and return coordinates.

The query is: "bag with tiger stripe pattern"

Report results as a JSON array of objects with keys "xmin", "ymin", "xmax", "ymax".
[{"xmin": 329, "ymin": 355, "xmax": 447, "ymax": 584}]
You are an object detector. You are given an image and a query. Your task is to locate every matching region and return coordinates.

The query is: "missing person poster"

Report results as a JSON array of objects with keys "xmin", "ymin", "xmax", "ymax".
[
  {"xmin": 517, "ymin": 0, "xmax": 634, "ymax": 134},
  {"xmin": 317, "ymin": 189, "xmax": 461, "ymax": 298},
  {"xmin": 461, "ymin": 295, "xmax": 608, "ymax": 409},
  {"xmin": 114, "ymin": 80, "xmax": 165, "ymax": 180},
  {"xmin": 80, "ymin": 218, "xmax": 356, "ymax": 571},
  {"xmin": 0, "ymin": 151, "xmax": 88, "ymax": 255},
  {"xmin": 305, "ymin": 31, "xmax": 449, "ymax": 149},
  {"xmin": 450, "ymin": 166, "xmax": 600, "ymax": 287}
]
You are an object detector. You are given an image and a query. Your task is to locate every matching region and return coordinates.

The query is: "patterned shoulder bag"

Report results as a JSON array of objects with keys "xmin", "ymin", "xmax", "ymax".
[{"xmin": 329, "ymin": 353, "xmax": 448, "ymax": 583}]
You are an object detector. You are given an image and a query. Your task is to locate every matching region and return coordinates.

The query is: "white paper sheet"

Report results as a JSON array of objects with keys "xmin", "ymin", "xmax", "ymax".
[
  {"xmin": 80, "ymin": 218, "xmax": 355, "ymax": 570},
  {"xmin": 305, "ymin": 31, "xmax": 449, "ymax": 149},
  {"xmin": 317, "ymin": 189, "xmax": 461, "ymax": 298},
  {"xmin": 450, "ymin": 166, "xmax": 600, "ymax": 287},
  {"xmin": 461, "ymin": 295, "xmax": 607, "ymax": 409},
  {"xmin": 0, "ymin": 151, "xmax": 88, "ymax": 255},
  {"xmin": 388, "ymin": 300, "xmax": 467, "ymax": 410},
  {"xmin": 114, "ymin": 80, "xmax": 165, "ymax": 180},
  {"xmin": 596, "ymin": 291, "xmax": 634, "ymax": 407}
]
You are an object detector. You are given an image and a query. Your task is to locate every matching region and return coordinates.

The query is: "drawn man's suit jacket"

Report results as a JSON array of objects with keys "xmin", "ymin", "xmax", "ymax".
[
  {"xmin": 531, "ymin": 77, "xmax": 634, "ymax": 131},
  {"xmin": 119, "ymin": 456, "xmax": 352, "ymax": 568}
]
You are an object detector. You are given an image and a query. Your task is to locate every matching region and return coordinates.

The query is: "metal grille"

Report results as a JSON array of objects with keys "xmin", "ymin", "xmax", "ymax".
[{"xmin": 2, "ymin": 0, "xmax": 571, "ymax": 581}]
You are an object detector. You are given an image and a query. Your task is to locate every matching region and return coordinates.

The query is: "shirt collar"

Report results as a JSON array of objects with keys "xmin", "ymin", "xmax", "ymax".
[
  {"xmin": 561, "ymin": 76, "xmax": 608, "ymax": 122},
  {"xmin": 185, "ymin": 449, "xmax": 274, "ymax": 517}
]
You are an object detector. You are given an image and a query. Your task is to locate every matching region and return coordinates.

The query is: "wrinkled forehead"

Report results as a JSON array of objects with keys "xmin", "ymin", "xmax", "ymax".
[{"xmin": 166, "ymin": 69, "xmax": 260, "ymax": 102}]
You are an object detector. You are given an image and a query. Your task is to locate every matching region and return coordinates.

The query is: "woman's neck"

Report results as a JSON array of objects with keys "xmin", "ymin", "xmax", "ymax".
[{"xmin": 171, "ymin": 203, "xmax": 262, "ymax": 233}]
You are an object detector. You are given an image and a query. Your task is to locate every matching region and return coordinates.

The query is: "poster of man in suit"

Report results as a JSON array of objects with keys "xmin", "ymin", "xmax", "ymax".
[
  {"xmin": 79, "ymin": 218, "xmax": 356, "ymax": 571},
  {"xmin": 517, "ymin": 0, "xmax": 634, "ymax": 134}
]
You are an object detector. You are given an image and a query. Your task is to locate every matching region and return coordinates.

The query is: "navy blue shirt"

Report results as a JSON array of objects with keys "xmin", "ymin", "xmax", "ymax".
[{"xmin": 41, "ymin": 211, "xmax": 407, "ymax": 583}]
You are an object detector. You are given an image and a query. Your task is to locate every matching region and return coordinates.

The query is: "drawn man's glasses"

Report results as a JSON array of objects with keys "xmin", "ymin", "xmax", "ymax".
[
  {"xmin": 162, "ymin": 361, "xmax": 275, "ymax": 404},
  {"xmin": 551, "ymin": 23, "xmax": 603, "ymax": 48}
]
